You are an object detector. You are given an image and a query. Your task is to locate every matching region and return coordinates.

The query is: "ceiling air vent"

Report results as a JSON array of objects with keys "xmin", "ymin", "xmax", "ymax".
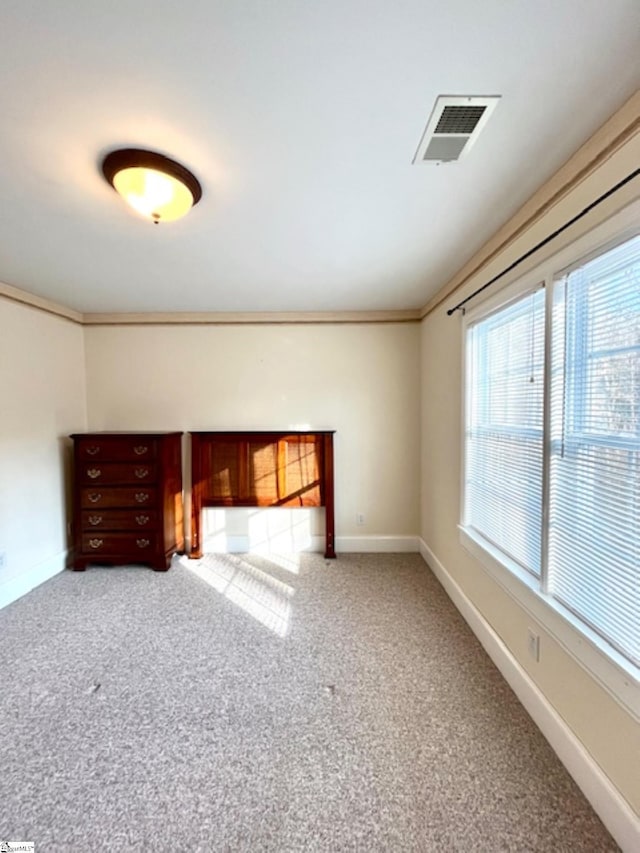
[{"xmin": 413, "ymin": 95, "xmax": 500, "ymax": 164}]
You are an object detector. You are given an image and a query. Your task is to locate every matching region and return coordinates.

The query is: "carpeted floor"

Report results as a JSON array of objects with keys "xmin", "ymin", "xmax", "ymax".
[{"xmin": 0, "ymin": 552, "xmax": 618, "ymax": 851}]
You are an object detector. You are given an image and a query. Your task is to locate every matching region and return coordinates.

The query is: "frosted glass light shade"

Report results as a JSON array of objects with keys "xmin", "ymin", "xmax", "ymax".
[{"xmin": 102, "ymin": 148, "xmax": 202, "ymax": 224}]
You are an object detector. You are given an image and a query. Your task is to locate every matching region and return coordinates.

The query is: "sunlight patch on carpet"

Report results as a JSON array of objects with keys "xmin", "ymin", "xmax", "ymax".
[{"xmin": 181, "ymin": 554, "xmax": 293, "ymax": 637}]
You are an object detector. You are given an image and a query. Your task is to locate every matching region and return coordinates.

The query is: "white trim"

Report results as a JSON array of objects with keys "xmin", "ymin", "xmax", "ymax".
[
  {"xmin": 0, "ymin": 550, "xmax": 68, "ymax": 611},
  {"xmin": 201, "ymin": 534, "xmax": 420, "ymax": 555},
  {"xmin": 460, "ymin": 527, "xmax": 640, "ymax": 719},
  {"xmin": 419, "ymin": 537, "xmax": 640, "ymax": 853},
  {"xmin": 202, "ymin": 534, "xmax": 326, "ymax": 554},
  {"xmin": 336, "ymin": 535, "xmax": 419, "ymax": 553},
  {"xmin": 1, "ymin": 279, "xmax": 421, "ymax": 326},
  {"xmin": 82, "ymin": 309, "xmax": 421, "ymax": 326},
  {"xmin": 0, "ymin": 280, "xmax": 82, "ymax": 323}
]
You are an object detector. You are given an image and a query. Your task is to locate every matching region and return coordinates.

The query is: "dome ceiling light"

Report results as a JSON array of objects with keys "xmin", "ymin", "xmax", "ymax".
[{"xmin": 101, "ymin": 148, "xmax": 202, "ymax": 224}]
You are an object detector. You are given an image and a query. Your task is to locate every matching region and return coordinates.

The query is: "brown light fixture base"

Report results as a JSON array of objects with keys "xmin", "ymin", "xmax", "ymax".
[{"xmin": 101, "ymin": 148, "xmax": 202, "ymax": 223}]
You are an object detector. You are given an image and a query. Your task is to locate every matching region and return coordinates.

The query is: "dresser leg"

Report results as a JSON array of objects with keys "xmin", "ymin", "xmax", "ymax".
[{"xmin": 152, "ymin": 554, "xmax": 172, "ymax": 571}]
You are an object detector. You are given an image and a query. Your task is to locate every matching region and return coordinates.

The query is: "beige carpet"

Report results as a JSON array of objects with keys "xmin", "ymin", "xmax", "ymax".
[{"xmin": 0, "ymin": 552, "xmax": 618, "ymax": 851}]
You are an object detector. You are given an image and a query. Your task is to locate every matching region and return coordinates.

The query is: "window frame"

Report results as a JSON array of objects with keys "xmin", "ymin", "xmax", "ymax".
[
  {"xmin": 459, "ymin": 200, "xmax": 640, "ymax": 720},
  {"xmin": 464, "ymin": 284, "xmax": 546, "ymax": 578}
]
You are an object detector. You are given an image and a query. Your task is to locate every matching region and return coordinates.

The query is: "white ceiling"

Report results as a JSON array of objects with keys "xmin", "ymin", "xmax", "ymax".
[{"xmin": 0, "ymin": 1, "xmax": 638, "ymax": 314}]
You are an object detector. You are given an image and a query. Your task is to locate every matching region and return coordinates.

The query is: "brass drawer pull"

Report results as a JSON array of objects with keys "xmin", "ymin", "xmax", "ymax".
[
  {"xmin": 87, "ymin": 468, "xmax": 101, "ymax": 479},
  {"xmin": 88, "ymin": 515, "xmax": 103, "ymax": 526},
  {"xmin": 86, "ymin": 445, "xmax": 100, "ymax": 455},
  {"xmin": 88, "ymin": 538, "xmax": 103, "ymax": 549},
  {"xmin": 134, "ymin": 445, "xmax": 149, "ymax": 456},
  {"xmin": 134, "ymin": 467, "xmax": 149, "ymax": 479},
  {"xmin": 136, "ymin": 538, "xmax": 150, "ymax": 548},
  {"xmin": 135, "ymin": 515, "xmax": 150, "ymax": 525},
  {"xmin": 88, "ymin": 493, "xmax": 102, "ymax": 503},
  {"xmin": 135, "ymin": 492, "xmax": 150, "ymax": 503}
]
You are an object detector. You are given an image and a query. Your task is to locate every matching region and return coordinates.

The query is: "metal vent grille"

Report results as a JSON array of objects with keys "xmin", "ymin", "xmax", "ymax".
[
  {"xmin": 423, "ymin": 137, "xmax": 469, "ymax": 162},
  {"xmin": 434, "ymin": 105, "xmax": 486, "ymax": 135},
  {"xmin": 413, "ymin": 95, "xmax": 500, "ymax": 164}
]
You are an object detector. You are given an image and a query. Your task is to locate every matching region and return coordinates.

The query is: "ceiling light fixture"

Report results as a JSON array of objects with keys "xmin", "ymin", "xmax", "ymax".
[{"xmin": 101, "ymin": 148, "xmax": 202, "ymax": 224}]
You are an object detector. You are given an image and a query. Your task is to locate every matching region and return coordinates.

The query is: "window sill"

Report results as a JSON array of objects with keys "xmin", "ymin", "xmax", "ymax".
[{"xmin": 459, "ymin": 526, "xmax": 639, "ymax": 721}]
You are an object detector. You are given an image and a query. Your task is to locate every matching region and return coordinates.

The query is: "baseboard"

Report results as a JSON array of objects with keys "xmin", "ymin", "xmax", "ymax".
[
  {"xmin": 0, "ymin": 550, "xmax": 68, "ymax": 611},
  {"xmin": 336, "ymin": 535, "xmax": 419, "ymax": 553},
  {"xmin": 201, "ymin": 534, "xmax": 327, "ymax": 554},
  {"xmin": 201, "ymin": 535, "xmax": 420, "ymax": 555},
  {"xmin": 419, "ymin": 538, "xmax": 639, "ymax": 853}
]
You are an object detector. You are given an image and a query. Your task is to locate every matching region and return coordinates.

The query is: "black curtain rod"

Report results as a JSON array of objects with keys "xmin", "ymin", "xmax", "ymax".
[{"xmin": 447, "ymin": 167, "xmax": 640, "ymax": 316}]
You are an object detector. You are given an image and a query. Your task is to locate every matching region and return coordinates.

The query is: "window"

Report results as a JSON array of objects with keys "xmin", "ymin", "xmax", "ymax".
[
  {"xmin": 463, "ymin": 230, "xmax": 640, "ymax": 682},
  {"xmin": 466, "ymin": 288, "xmax": 545, "ymax": 576}
]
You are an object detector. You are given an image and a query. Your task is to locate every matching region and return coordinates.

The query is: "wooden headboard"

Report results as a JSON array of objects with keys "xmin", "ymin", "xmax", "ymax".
[{"xmin": 190, "ymin": 431, "xmax": 335, "ymax": 558}]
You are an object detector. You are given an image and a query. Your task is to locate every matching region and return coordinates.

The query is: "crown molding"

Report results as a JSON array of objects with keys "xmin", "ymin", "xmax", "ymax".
[
  {"xmin": 0, "ymin": 280, "xmax": 83, "ymax": 323},
  {"xmin": 81, "ymin": 309, "xmax": 421, "ymax": 326},
  {"xmin": 420, "ymin": 89, "xmax": 640, "ymax": 319},
  {"xmin": 0, "ymin": 284, "xmax": 420, "ymax": 326}
]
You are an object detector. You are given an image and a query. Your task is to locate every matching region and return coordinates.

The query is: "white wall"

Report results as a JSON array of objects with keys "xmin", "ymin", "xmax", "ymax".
[
  {"xmin": 0, "ymin": 299, "xmax": 86, "ymax": 606},
  {"xmin": 83, "ymin": 322, "xmax": 420, "ymax": 548},
  {"xmin": 420, "ymin": 118, "xmax": 640, "ymax": 824}
]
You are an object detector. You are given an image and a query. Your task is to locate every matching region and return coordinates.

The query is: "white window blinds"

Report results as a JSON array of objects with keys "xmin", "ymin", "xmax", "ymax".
[
  {"xmin": 464, "ymin": 232, "xmax": 639, "ymax": 671},
  {"xmin": 465, "ymin": 287, "xmax": 545, "ymax": 576},
  {"xmin": 549, "ymin": 236, "xmax": 640, "ymax": 666}
]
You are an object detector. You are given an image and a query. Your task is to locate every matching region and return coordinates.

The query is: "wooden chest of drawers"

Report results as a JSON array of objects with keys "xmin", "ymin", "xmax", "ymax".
[{"xmin": 70, "ymin": 432, "xmax": 184, "ymax": 571}]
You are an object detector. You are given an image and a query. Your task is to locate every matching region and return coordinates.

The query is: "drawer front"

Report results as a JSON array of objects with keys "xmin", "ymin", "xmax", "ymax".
[
  {"xmin": 79, "ymin": 462, "xmax": 157, "ymax": 485},
  {"xmin": 81, "ymin": 510, "xmax": 158, "ymax": 531},
  {"xmin": 81, "ymin": 533, "xmax": 157, "ymax": 556},
  {"xmin": 80, "ymin": 487, "xmax": 157, "ymax": 509},
  {"xmin": 77, "ymin": 438, "xmax": 157, "ymax": 462}
]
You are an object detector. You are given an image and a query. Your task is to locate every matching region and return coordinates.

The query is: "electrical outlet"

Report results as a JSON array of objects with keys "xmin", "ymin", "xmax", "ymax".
[
  {"xmin": 527, "ymin": 628, "xmax": 540, "ymax": 662},
  {"xmin": 356, "ymin": 513, "xmax": 365, "ymax": 526}
]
